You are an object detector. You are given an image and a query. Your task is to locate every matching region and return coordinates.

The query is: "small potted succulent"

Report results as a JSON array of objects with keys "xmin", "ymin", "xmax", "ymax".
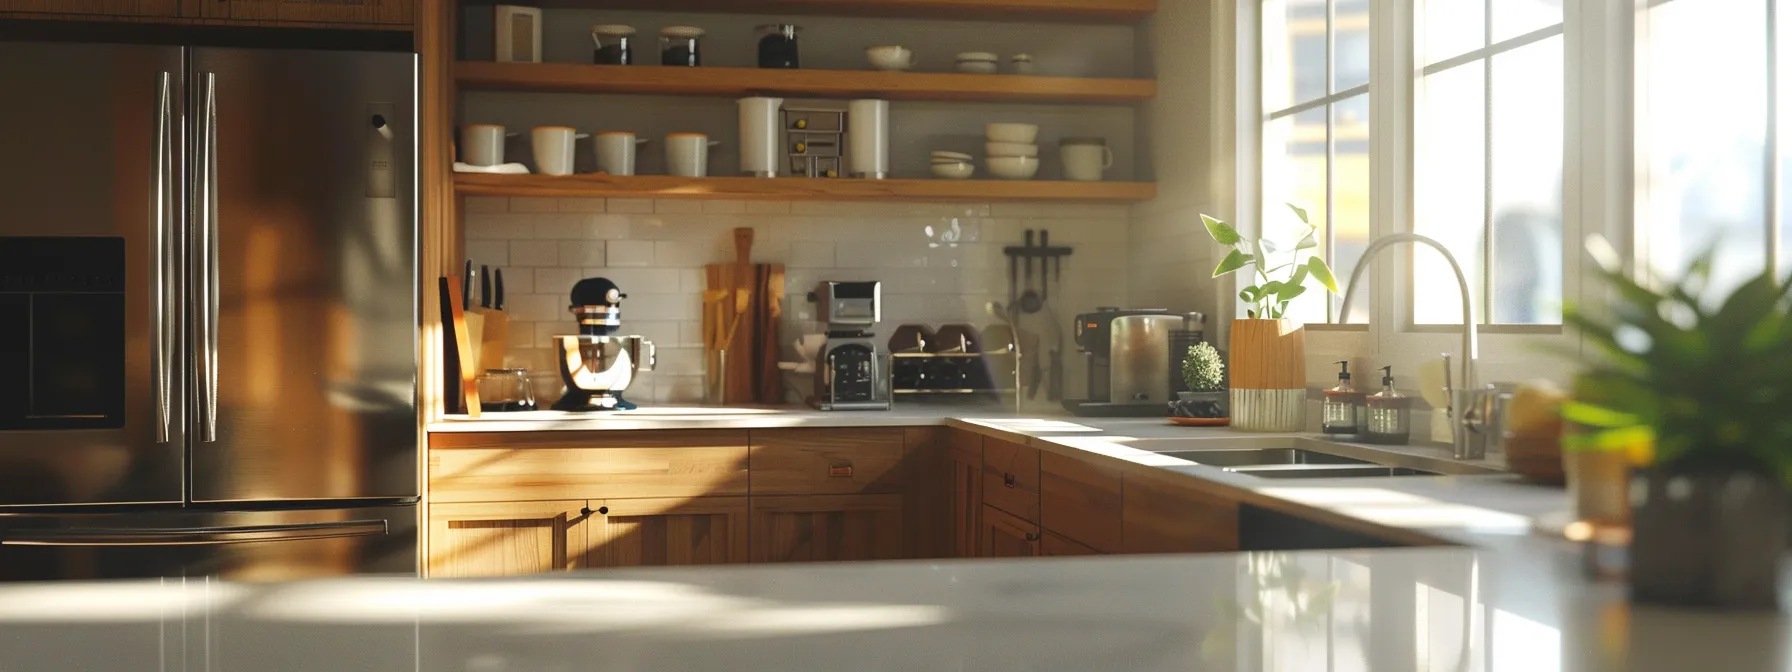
[
  {"xmin": 1171, "ymin": 342, "xmax": 1228, "ymax": 419},
  {"xmin": 1564, "ymin": 237, "xmax": 1792, "ymax": 610}
]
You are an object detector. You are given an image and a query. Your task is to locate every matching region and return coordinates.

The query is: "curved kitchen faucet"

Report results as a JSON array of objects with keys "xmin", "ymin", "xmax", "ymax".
[{"xmin": 1336, "ymin": 233, "xmax": 1494, "ymax": 460}]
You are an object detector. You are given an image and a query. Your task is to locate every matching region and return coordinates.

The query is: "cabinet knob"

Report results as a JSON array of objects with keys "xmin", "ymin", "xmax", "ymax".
[
  {"xmin": 1003, "ymin": 473, "xmax": 1017, "ymax": 488},
  {"xmin": 580, "ymin": 506, "xmax": 610, "ymax": 516},
  {"xmin": 1024, "ymin": 532, "xmax": 1039, "ymax": 542}
]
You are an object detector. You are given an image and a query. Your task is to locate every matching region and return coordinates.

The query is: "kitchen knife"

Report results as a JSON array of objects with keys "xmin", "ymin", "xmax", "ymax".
[
  {"xmin": 462, "ymin": 260, "xmax": 473, "ymax": 310},
  {"xmin": 479, "ymin": 265, "xmax": 491, "ymax": 309},
  {"xmin": 494, "ymin": 269, "xmax": 505, "ymax": 311}
]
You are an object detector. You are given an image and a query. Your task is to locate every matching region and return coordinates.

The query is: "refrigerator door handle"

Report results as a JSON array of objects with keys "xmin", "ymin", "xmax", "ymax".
[
  {"xmin": 0, "ymin": 520, "xmax": 387, "ymax": 547},
  {"xmin": 152, "ymin": 70, "xmax": 175, "ymax": 444},
  {"xmin": 195, "ymin": 71, "xmax": 220, "ymax": 443}
]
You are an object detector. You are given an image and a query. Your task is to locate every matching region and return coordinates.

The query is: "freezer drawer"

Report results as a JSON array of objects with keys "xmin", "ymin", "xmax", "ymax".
[{"xmin": 0, "ymin": 504, "xmax": 418, "ymax": 581}]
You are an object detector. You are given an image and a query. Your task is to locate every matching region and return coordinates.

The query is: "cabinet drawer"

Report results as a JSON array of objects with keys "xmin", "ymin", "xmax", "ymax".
[
  {"xmin": 1040, "ymin": 450, "xmax": 1123, "ymax": 553},
  {"xmin": 981, "ymin": 436, "xmax": 1039, "ymax": 522},
  {"xmin": 429, "ymin": 430, "xmax": 749, "ymax": 502},
  {"xmin": 749, "ymin": 428, "xmax": 907, "ymax": 495}
]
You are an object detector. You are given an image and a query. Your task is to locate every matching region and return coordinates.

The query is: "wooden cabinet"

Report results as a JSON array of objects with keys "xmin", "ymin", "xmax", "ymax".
[
  {"xmin": 427, "ymin": 501, "xmax": 587, "ymax": 578},
  {"xmin": 1122, "ymin": 468, "xmax": 1239, "ymax": 554},
  {"xmin": 430, "ymin": 430, "xmax": 750, "ymax": 503},
  {"xmin": 0, "ymin": 0, "xmax": 179, "ymax": 17},
  {"xmin": 948, "ymin": 430, "xmax": 983, "ymax": 558},
  {"xmin": 750, "ymin": 494, "xmax": 905, "ymax": 563},
  {"xmin": 749, "ymin": 428, "xmax": 907, "ymax": 495},
  {"xmin": 1041, "ymin": 531, "xmax": 1101, "ymax": 557},
  {"xmin": 982, "ymin": 436, "xmax": 1040, "ymax": 521},
  {"xmin": 587, "ymin": 496, "xmax": 748, "ymax": 568},
  {"xmin": 980, "ymin": 504, "xmax": 1039, "ymax": 558},
  {"xmin": 198, "ymin": 0, "xmax": 412, "ymax": 24},
  {"xmin": 1039, "ymin": 450, "xmax": 1124, "ymax": 553}
]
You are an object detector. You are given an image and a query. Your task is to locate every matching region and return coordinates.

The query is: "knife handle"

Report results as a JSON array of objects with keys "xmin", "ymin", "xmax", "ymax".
[
  {"xmin": 494, "ymin": 269, "xmax": 506, "ymax": 311},
  {"xmin": 479, "ymin": 264, "xmax": 491, "ymax": 308}
]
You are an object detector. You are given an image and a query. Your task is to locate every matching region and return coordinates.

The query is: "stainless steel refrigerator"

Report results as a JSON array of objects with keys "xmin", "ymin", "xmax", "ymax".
[{"xmin": 0, "ymin": 39, "xmax": 418, "ymax": 580}]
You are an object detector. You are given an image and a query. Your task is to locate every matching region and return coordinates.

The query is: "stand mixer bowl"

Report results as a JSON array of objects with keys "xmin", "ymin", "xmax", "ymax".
[{"xmin": 551, "ymin": 334, "xmax": 655, "ymax": 411}]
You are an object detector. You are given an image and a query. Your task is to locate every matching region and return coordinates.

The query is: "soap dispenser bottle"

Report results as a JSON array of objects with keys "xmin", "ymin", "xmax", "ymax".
[
  {"xmin": 1366, "ymin": 366, "xmax": 1411, "ymax": 445},
  {"xmin": 1322, "ymin": 360, "xmax": 1366, "ymax": 438}
]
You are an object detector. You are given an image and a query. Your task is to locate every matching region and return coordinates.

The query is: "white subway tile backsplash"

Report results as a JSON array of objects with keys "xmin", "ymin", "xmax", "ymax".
[
  {"xmin": 657, "ymin": 375, "xmax": 705, "ymax": 404},
  {"xmin": 465, "ymin": 196, "xmax": 508, "ymax": 213},
  {"xmin": 678, "ymin": 321, "xmax": 707, "ymax": 347},
  {"xmin": 534, "ymin": 268, "xmax": 585, "ymax": 295},
  {"xmin": 557, "ymin": 240, "xmax": 607, "ymax": 267},
  {"xmin": 624, "ymin": 296, "xmax": 700, "ymax": 321},
  {"xmin": 789, "ymin": 241, "xmax": 836, "ymax": 268},
  {"xmin": 745, "ymin": 201, "xmax": 791, "ymax": 215},
  {"xmin": 605, "ymin": 240, "xmax": 656, "ymax": 267},
  {"xmin": 510, "ymin": 198, "xmax": 558, "ymax": 213},
  {"xmin": 654, "ymin": 240, "xmax": 726, "ymax": 266},
  {"xmin": 495, "ymin": 266, "xmax": 533, "ymax": 295},
  {"xmin": 557, "ymin": 198, "xmax": 606, "ymax": 212},
  {"xmin": 584, "ymin": 268, "xmax": 683, "ymax": 293},
  {"xmin": 701, "ymin": 200, "xmax": 747, "ymax": 215},
  {"xmin": 509, "ymin": 240, "xmax": 560, "ymax": 267},
  {"xmin": 654, "ymin": 199, "xmax": 704, "ymax": 214},
  {"xmin": 535, "ymin": 214, "xmax": 626, "ymax": 241},
  {"xmin": 607, "ymin": 198, "xmax": 654, "ymax": 214},
  {"xmin": 507, "ymin": 293, "xmax": 562, "ymax": 322},
  {"xmin": 626, "ymin": 320, "xmax": 681, "ymax": 346},
  {"xmin": 464, "ymin": 214, "xmax": 532, "ymax": 240},
  {"xmin": 464, "ymin": 241, "xmax": 508, "ymax": 267}
]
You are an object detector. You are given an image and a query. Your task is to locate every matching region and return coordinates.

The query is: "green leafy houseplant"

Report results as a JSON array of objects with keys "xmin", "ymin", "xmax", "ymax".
[
  {"xmin": 1202, "ymin": 205, "xmax": 1341, "ymax": 319},
  {"xmin": 1182, "ymin": 342, "xmax": 1225, "ymax": 392},
  {"xmin": 1562, "ymin": 237, "xmax": 1792, "ymax": 482}
]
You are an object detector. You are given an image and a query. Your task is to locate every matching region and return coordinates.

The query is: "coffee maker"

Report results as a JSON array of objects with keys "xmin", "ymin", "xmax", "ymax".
[
  {"xmin": 1062, "ymin": 307, "xmax": 1185, "ymax": 417},
  {"xmin": 808, "ymin": 281, "xmax": 890, "ymax": 411},
  {"xmin": 551, "ymin": 277, "xmax": 656, "ymax": 411}
]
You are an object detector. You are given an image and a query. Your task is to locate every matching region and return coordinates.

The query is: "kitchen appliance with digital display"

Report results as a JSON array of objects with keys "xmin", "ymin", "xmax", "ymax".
[
  {"xmin": 1063, "ymin": 307, "xmax": 1183, "ymax": 417},
  {"xmin": 809, "ymin": 281, "xmax": 890, "ymax": 410},
  {"xmin": 0, "ymin": 36, "xmax": 418, "ymax": 581}
]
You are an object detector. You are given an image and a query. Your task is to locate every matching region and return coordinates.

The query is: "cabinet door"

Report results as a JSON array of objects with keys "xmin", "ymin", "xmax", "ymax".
[
  {"xmin": 1040, "ymin": 450, "xmax": 1124, "ymax": 553},
  {"xmin": 1041, "ymin": 531, "xmax": 1101, "ymax": 557},
  {"xmin": 588, "ymin": 496, "xmax": 748, "ymax": 568},
  {"xmin": 427, "ymin": 501, "xmax": 586, "ymax": 578},
  {"xmin": 750, "ymin": 494, "xmax": 905, "ymax": 563},
  {"xmin": 982, "ymin": 437, "xmax": 1040, "ymax": 521},
  {"xmin": 0, "ymin": 0, "xmax": 179, "ymax": 16},
  {"xmin": 949, "ymin": 431, "xmax": 983, "ymax": 558},
  {"xmin": 980, "ymin": 504, "xmax": 1039, "ymax": 558},
  {"xmin": 198, "ymin": 0, "xmax": 412, "ymax": 24},
  {"xmin": 1122, "ymin": 469, "xmax": 1239, "ymax": 554}
]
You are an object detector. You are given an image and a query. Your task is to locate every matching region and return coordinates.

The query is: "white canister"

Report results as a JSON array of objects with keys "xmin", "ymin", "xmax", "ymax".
[
  {"xmin": 738, "ymin": 96, "xmax": 784, "ymax": 177},
  {"xmin": 665, "ymin": 133, "xmax": 716, "ymax": 177},
  {"xmin": 1060, "ymin": 137, "xmax": 1114, "ymax": 182},
  {"xmin": 594, "ymin": 131, "xmax": 639, "ymax": 175},
  {"xmin": 461, "ymin": 124, "xmax": 507, "ymax": 166},
  {"xmin": 531, "ymin": 126, "xmax": 586, "ymax": 176},
  {"xmin": 847, "ymin": 99, "xmax": 889, "ymax": 179}
]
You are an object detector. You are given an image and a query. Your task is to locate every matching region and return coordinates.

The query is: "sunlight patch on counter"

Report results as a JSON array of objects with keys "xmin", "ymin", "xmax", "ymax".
[{"xmin": 1260, "ymin": 487, "xmax": 1531, "ymax": 533}]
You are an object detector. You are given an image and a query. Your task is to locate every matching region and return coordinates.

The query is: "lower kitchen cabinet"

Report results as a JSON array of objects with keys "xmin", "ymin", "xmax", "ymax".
[
  {"xmin": 750, "ymin": 494, "xmax": 906, "ymax": 563},
  {"xmin": 949, "ymin": 430, "xmax": 983, "ymax": 558},
  {"xmin": 980, "ymin": 504, "xmax": 1040, "ymax": 558},
  {"xmin": 427, "ymin": 500, "xmax": 587, "ymax": 578},
  {"xmin": 587, "ymin": 496, "xmax": 749, "ymax": 568},
  {"xmin": 1041, "ymin": 531, "xmax": 1102, "ymax": 556},
  {"xmin": 1122, "ymin": 469, "xmax": 1240, "ymax": 554}
]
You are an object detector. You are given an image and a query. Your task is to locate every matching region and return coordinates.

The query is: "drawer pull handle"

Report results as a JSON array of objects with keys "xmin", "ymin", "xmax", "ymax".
[
  {"xmin": 580, "ymin": 506, "xmax": 610, "ymax": 516},
  {"xmin": 1024, "ymin": 532, "xmax": 1039, "ymax": 542},
  {"xmin": 1003, "ymin": 473, "xmax": 1017, "ymax": 488},
  {"xmin": 828, "ymin": 463, "xmax": 854, "ymax": 478}
]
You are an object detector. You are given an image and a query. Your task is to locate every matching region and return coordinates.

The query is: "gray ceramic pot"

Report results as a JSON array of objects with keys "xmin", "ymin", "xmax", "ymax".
[
  {"xmin": 1171, "ymin": 390, "xmax": 1228, "ymax": 419},
  {"xmin": 1629, "ymin": 468, "xmax": 1786, "ymax": 610}
]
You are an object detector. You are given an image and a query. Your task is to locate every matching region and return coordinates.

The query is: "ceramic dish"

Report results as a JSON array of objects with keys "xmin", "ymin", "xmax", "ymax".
[
  {"xmin": 987, "ymin": 156, "xmax": 1039, "ymax": 180},
  {"xmin": 931, "ymin": 162, "xmax": 975, "ymax": 179},
  {"xmin": 985, "ymin": 142, "xmax": 1038, "ymax": 157},
  {"xmin": 986, "ymin": 122, "xmax": 1039, "ymax": 144}
]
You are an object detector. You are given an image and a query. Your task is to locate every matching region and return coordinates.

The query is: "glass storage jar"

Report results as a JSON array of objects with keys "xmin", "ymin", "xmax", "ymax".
[
  {"xmin": 756, "ymin": 24, "xmax": 801, "ymax": 69},
  {"xmin": 660, "ymin": 25, "xmax": 705, "ymax": 66},
  {"xmin": 592, "ymin": 24, "xmax": 636, "ymax": 65}
]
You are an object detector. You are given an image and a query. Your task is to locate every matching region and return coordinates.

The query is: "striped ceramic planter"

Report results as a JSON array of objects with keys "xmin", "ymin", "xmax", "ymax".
[{"xmin": 1228, "ymin": 318, "xmax": 1306, "ymax": 432}]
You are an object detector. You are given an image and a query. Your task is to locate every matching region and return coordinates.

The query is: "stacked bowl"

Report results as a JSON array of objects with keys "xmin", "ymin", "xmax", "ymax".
[
  {"xmin": 931, "ymin": 150, "xmax": 975, "ymax": 179},
  {"xmin": 985, "ymin": 123, "xmax": 1040, "ymax": 180}
]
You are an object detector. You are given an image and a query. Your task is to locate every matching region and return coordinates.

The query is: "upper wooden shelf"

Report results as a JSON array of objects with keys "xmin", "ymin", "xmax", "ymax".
[
  {"xmin": 520, "ymin": 0, "xmax": 1154, "ymax": 24},
  {"xmin": 454, "ymin": 173, "xmax": 1156, "ymax": 203},
  {"xmin": 456, "ymin": 62, "xmax": 1155, "ymax": 105}
]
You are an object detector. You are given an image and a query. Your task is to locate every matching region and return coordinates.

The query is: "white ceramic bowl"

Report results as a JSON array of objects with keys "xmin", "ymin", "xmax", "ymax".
[
  {"xmin": 931, "ymin": 150, "xmax": 974, "ymax": 162},
  {"xmin": 986, "ymin": 122, "xmax": 1040, "ymax": 144},
  {"xmin": 985, "ymin": 142, "xmax": 1038, "ymax": 158},
  {"xmin": 931, "ymin": 162, "xmax": 976, "ymax": 180},
  {"xmin": 956, "ymin": 51, "xmax": 999, "ymax": 62},
  {"xmin": 866, "ymin": 45, "xmax": 916, "ymax": 71},
  {"xmin": 956, "ymin": 61, "xmax": 998, "ymax": 74},
  {"xmin": 986, "ymin": 156, "xmax": 1039, "ymax": 180}
]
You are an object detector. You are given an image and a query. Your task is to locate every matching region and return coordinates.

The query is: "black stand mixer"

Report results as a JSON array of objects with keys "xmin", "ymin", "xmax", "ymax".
[{"xmin": 551, "ymin": 277, "xmax": 656, "ymax": 411}]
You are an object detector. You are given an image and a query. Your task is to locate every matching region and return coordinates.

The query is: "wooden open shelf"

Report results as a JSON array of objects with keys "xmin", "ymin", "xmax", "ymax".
[
  {"xmin": 456, "ymin": 62, "xmax": 1155, "ymax": 105},
  {"xmin": 519, "ymin": 0, "xmax": 1155, "ymax": 23},
  {"xmin": 454, "ymin": 172, "xmax": 1156, "ymax": 202}
]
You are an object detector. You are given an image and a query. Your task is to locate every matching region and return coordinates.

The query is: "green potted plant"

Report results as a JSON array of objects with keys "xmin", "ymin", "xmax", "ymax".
[
  {"xmin": 1172, "ymin": 342, "xmax": 1228, "ymax": 419},
  {"xmin": 1564, "ymin": 237, "xmax": 1792, "ymax": 610},
  {"xmin": 1202, "ymin": 205, "xmax": 1340, "ymax": 431}
]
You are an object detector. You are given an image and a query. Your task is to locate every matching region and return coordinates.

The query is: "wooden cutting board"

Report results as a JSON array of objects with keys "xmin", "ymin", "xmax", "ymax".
[{"xmin": 704, "ymin": 228, "xmax": 785, "ymax": 404}]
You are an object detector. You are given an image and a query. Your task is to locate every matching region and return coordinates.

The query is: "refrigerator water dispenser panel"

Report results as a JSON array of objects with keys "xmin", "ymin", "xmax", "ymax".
[{"xmin": 0, "ymin": 237, "xmax": 127, "ymax": 430}]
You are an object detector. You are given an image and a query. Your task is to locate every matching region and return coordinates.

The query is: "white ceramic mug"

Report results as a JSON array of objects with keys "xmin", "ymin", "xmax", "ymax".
[
  {"xmin": 532, "ymin": 126, "xmax": 588, "ymax": 176},
  {"xmin": 665, "ymin": 133, "xmax": 719, "ymax": 177},
  {"xmin": 461, "ymin": 124, "xmax": 507, "ymax": 166},
  {"xmin": 594, "ymin": 132, "xmax": 641, "ymax": 175},
  {"xmin": 1060, "ymin": 139, "xmax": 1114, "ymax": 182}
]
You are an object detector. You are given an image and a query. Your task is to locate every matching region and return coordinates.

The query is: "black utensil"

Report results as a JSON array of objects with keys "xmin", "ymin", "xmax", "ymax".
[
  {"xmin": 1007, "ymin": 247, "xmax": 1018, "ymax": 308},
  {"xmin": 462, "ymin": 260, "xmax": 474, "ymax": 310},
  {"xmin": 479, "ymin": 265, "xmax": 491, "ymax": 309},
  {"xmin": 1038, "ymin": 230, "xmax": 1051, "ymax": 302},
  {"xmin": 494, "ymin": 269, "xmax": 505, "ymax": 311},
  {"xmin": 1023, "ymin": 229, "xmax": 1034, "ymax": 293},
  {"xmin": 1019, "ymin": 288, "xmax": 1043, "ymax": 314}
]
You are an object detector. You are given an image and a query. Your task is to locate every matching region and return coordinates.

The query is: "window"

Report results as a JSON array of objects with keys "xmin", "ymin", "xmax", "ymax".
[
  {"xmin": 1639, "ymin": 0, "xmax": 1783, "ymax": 298},
  {"xmin": 1413, "ymin": 0, "xmax": 1565, "ymax": 325},
  {"xmin": 1261, "ymin": 0, "xmax": 1372, "ymax": 323}
]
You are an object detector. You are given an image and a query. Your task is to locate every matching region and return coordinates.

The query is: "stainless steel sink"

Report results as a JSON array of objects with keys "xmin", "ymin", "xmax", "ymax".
[
  {"xmin": 1156, "ymin": 448, "xmax": 1372, "ymax": 467},
  {"xmin": 1225, "ymin": 464, "xmax": 1441, "ymax": 479}
]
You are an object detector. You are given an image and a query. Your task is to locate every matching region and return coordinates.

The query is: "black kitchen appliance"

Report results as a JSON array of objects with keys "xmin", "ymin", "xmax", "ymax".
[
  {"xmin": 1063, "ymin": 307, "xmax": 1182, "ymax": 417},
  {"xmin": 552, "ymin": 277, "xmax": 656, "ymax": 411},
  {"xmin": 808, "ymin": 281, "xmax": 890, "ymax": 410}
]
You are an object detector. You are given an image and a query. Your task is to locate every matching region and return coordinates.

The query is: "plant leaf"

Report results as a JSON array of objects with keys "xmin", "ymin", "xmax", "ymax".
[
  {"xmin": 1258, "ymin": 238, "xmax": 1280, "ymax": 254},
  {"xmin": 1261, "ymin": 281, "xmax": 1285, "ymax": 297},
  {"xmin": 1213, "ymin": 250, "xmax": 1254, "ymax": 278},
  {"xmin": 1278, "ymin": 283, "xmax": 1308, "ymax": 302},
  {"xmin": 1289, "ymin": 264, "xmax": 1311, "ymax": 292},
  {"xmin": 1286, "ymin": 203, "xmax": 1310, "ymax": 226},
  {"xmin": 1202, "ymin": 214, "xmax": 1243, "ymax": 246},
  {"xmin": 1241, "ymin": 285, "xmax": 1263, "ymax": 303},
  {"xmin": 1295, "ymin": 232, "xmax": 1319, "ymax": 250},
  {"xmin": 1306, "ymin": 257, "xmax": 1341, "ymax": 294}
]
